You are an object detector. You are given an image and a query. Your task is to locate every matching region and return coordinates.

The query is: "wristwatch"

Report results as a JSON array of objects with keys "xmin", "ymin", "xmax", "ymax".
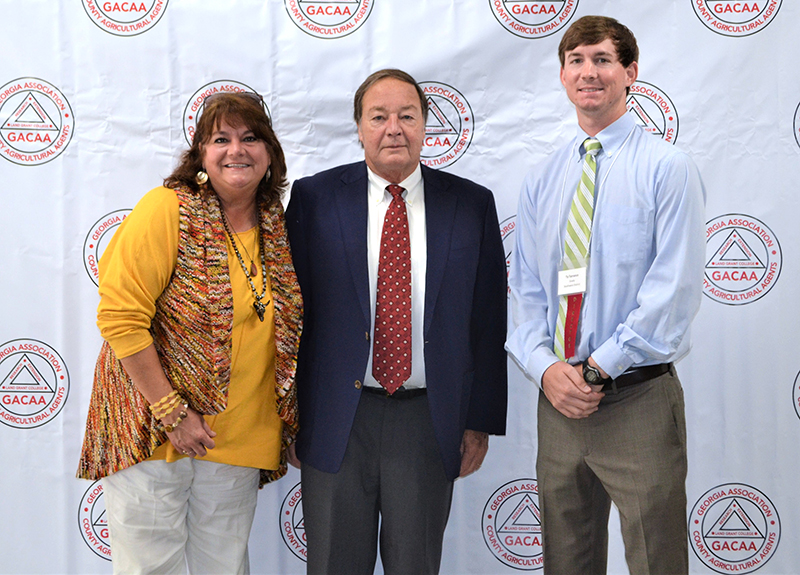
[{"xmin": 583, "ymin": 363, "xmax": 609, "ymax": 386}]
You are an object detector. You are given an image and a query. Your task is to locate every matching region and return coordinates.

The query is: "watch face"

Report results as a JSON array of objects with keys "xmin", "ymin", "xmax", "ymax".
[{"xmin": 584, "ymin": 365, "xmax": 600, "ymax": 384}]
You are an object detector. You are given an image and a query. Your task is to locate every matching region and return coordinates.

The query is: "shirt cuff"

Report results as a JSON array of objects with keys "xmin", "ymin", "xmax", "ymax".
[
  {"xmin": 506, "ymin": 342, "xmax": 559, "ymax": 389},
  {"xmin": 591, "ymin": 339, "xmax": 635, "ymax": 380}
]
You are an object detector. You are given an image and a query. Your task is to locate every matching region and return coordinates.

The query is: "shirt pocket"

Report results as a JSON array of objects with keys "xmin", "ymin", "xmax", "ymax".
[{"xmin": 594, "ymin": 204, "xmax": 650, "ymax": 263}]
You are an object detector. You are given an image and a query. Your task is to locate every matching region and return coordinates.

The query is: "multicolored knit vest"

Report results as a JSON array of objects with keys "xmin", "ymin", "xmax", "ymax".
[{"xmin": 77, "ymin": 187, "xmax": 302, "ymax": 485}]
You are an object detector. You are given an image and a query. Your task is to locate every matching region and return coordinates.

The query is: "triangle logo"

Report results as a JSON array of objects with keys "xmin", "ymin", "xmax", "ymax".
[
  {"xmin": 93, "ymin": 508, "xmax": 108, "ymax": 529},
  {"xmin": 627, "ymin": 94, "xmax": 664, "ymax": 137},
  {"xmin": 705, "ymin": 500, "xmax": 765, "ymax": 539},
  {"xmin": 425, "ymin": 98, "xmax": 459, "ymax": 136},
  {"xmin": 706, "ymin": 230, "xmax": 765, "ymax": 269},
  {"xmin": 1, "ymin": 92, "xmax": 60, "ymax": 131},
  {"xmin": 0, "ymin": 354, "xmax": 55, "ymax": 393},
  {"xmin": 497, "ymin": 493, "xmax": 542, "ymax": 534}
]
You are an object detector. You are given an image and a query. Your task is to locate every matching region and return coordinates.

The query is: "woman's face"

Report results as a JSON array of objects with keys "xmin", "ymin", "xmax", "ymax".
[{"xmin": 201, "ymin": 118, "xmax": 270, "ymax": 201}]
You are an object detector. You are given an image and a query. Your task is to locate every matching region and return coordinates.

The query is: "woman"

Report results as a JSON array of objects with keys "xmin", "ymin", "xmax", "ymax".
[{"xmin": 77, "ymin": 92, "xmax": 302, "ymax": 574}]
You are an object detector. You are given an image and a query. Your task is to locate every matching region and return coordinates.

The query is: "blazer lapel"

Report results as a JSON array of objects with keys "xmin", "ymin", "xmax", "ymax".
[
  {"xmin": 334, "ymin": 162, "xmax": 371, "ymax": 327},
  {"xmin": 422, "ymin": 166, "xmax": 457, "ymax": 336}
]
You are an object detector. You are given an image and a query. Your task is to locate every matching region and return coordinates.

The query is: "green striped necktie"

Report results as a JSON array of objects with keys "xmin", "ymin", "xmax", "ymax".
[{"xmin": 554, "ymin": 137, "xmax": 602, "ymax": 361}]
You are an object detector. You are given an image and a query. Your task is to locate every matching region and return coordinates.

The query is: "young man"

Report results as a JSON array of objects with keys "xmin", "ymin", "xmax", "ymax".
[
  {"xmin": 286, "ymin": 69, "xmax": 507, "ymax": 575},
  {"xmin": 506, "ymin": 16, "xmax": 706, "ymax": 574}
]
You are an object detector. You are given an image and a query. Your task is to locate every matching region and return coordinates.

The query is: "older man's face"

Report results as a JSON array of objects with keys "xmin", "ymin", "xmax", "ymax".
[{"xmin": 357, "ymin": 77, "xmax": 425, "ymax": 184}]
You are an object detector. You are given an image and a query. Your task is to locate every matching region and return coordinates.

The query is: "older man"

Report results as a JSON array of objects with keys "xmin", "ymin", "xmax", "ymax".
[
  {"xmin": 285, "ymin": 69, "xmax": 507, "ymax": 575},
  {"xmin": 506, "ymin": 16, "xmax": 706, "ymax": 575}
]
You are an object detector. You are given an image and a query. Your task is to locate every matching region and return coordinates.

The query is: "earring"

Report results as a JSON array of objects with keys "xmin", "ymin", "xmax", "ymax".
[
  {"xmin": 266, "ymin": 168, "xmax": 272, "ymax": 180},
  {"xmin": 195, "ymin": 170, "xmax": 209, "ymax": 185}
]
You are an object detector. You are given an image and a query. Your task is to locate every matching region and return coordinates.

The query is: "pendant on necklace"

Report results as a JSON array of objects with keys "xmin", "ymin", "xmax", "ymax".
[
  {"xmin": 250, "ymin": 262, "xmax": 257, "ymax": 277},
  {"xmin": 254, "ymin": 301, "xmax": 266, "ymax": 322}
]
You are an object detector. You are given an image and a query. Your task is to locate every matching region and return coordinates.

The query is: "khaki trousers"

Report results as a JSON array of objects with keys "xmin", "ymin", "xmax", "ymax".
[{"xmin": 536, "ymin": 368, "xmax": 688, "ymax": 575}]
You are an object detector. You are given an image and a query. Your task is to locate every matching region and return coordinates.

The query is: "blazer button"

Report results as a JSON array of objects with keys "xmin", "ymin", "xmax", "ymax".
[
  {"xmin": 354, "ymin": 380, "xmax": 362, "ymax": 389},
  {"xmin": 365, "ymin": 332, "xmax": 370, "ymax": 340}
]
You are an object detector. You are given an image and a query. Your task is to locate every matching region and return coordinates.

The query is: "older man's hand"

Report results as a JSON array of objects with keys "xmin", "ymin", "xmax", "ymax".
[{"xmin": 459, "ymin": 429, "xmax": 489, "ymax": 478}]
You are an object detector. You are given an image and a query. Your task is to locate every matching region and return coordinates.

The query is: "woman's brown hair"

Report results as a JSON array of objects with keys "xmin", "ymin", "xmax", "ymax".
[{"xmin": 164, "ymin": 92, "xmax": 288, "ymax": 207}]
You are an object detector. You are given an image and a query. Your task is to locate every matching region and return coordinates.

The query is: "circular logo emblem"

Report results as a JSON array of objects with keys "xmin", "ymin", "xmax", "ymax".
[
  {"xmin": 691, "ymin": 0, "xmax": 781, "ymax": 37},
  {"xmin": 703, "ymin": 214, "xmax": 782, "ymax": 305},
  {"xmin": 793, "ymin": 370, "xmax": 800, "ymax": 422},
  {"xmin": 81, "ymin": 0, "xmax": 168, "ymax": 36},
  {"xmin": 78, "ymin": 480, "xmax": 112, "ymax": 561},
  {"xmin": 0, "ymin": 78, "xmax": 74, "ymax": 166},
  {"xmin": 0, "ymin": 339, "xmax": 70, "ymax": 429},
  {"xmin": 419, "ymin": 82, "xmax": 474, "ymax": 169},
  {"xmin": 793, "ymin": 101, "xmax": 800, "ymax": 150},
  {"xmin": 283, "ymin": 0, "xmax": 373, "ymax": 39},
  {"xmin": 488, "ymin": 0, "xmax": 578, "ymax": 39},
  {"xmin": 689, "ymin": 483, "xmax": 780, "ymax": 574},
  {"xmin": 83, "ymin": 210, "xmax": 131, "ymax": 286},
  {"xmin": 627, "ymin": 81, "xmax": 679, "ymax": 144},
  {"xmin": 279, "ymin": 481, "xmax": 307, "ymax": 562},
  {"xmin": 183, "ymin": 80, "xmax": 270, "ymax": 145},
  {"xmin": 482, "ymin": 479, "xmax": 543, "ymax": 571},
  {"xmin": 500, "ymin": 215, "xmax": 516, "ymax": 299}
]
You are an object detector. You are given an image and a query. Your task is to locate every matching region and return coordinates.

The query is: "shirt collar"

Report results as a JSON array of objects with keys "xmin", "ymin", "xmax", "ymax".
[
  {"xmin": 573, "ymin": 112, "xmax": 636, "ymax": 161},
  {"xmin": 367, "ymin": 163, "xmax": 423, "ymax": 206}
]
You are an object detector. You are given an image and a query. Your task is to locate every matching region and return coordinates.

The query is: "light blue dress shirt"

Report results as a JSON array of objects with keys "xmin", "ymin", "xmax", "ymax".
[{"xmin": 506, "ymin": 112, "xmax": 706, "ymax": 384}]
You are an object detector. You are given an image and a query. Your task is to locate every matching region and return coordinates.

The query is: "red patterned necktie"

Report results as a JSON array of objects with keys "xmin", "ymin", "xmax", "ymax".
[{"xmin": 372, "ymin": 184, "xmax": 412, "ymax": 395}]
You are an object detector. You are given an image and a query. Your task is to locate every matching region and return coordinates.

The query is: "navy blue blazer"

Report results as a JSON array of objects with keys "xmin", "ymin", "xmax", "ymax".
[{"xmin": 285, "ymin": 161, "xmax": 507, "ymax": 480}]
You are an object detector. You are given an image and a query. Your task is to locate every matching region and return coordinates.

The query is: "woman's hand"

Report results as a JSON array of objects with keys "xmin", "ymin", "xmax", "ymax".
[
  {"xmin": 117, "ymin": 344, "xmax": 217, "ymax": 458},
  {"xmin": 165, "ymin": 407, "xmax": 217, "ymax": 457},
  {"xmin": 287, "ymin": 442, "xmax": 301, "ymax": 468}
]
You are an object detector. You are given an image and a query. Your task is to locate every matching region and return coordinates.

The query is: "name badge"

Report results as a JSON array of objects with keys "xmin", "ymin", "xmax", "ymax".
[{"xmin": 557, "ymin": 267, "xmax": 587, "ymax": 296}]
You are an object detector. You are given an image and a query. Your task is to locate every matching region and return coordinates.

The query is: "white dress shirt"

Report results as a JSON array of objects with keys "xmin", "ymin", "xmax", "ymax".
[{"xmin": 363, "ymin": 164, "xmax": 427, "ymax": 390}]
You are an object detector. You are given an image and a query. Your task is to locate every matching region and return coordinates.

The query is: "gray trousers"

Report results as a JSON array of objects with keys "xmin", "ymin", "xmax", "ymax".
[
  {"xmin": 537, "ymin": 367, "xmax": 689, "ymax": 575},
  {"xmin": 301, "ymin": 391, "xmax": 454, "ymax": 575}
]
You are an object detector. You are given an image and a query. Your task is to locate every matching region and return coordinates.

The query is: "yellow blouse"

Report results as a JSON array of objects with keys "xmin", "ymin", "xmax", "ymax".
[{"xmin": 96, "ymin": 186, "xmax": 281, "ymax": 470}]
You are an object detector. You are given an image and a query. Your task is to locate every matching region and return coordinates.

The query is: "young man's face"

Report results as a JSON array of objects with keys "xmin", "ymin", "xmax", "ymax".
[{"xmin": 560, "ymin": 38, "xmax": 638, "ymax": 130}]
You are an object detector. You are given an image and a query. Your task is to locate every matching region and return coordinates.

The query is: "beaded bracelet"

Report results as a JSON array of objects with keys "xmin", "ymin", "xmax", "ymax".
[
  {"xmin": 152, "ymin": 394, "xmax": 183, "ymax": 421},
  {"xmin": 163, "ymin": 407, "xmax": 189, "ymax": 433},
  {"xmin": 149, "ymin": 390, "xmax": 178, "ymax": 413}
]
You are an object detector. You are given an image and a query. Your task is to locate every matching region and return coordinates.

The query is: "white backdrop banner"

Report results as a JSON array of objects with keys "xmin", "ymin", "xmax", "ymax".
[{"xmin": 1, "ymin": 1, "xmax": 798, "ymax": 574}]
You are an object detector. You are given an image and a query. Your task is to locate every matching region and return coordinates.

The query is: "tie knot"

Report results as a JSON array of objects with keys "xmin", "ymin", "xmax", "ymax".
[
  {"xmin": 386, "ymin": 184, "xmax": 405, "ymax": 200},
  {"xmin": 583, "ymin": 138, "xmax": 602, "ymax": 156}
]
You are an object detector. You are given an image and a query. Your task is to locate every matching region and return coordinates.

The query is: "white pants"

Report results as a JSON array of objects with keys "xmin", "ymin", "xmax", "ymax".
[{"xmin": 102, "ymin": 458, "xmax": 260, "ymax": 575}]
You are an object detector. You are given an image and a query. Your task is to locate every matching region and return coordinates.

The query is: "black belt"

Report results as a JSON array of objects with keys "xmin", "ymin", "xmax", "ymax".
[
  {"xmin": 362, "ymin": 385, "xmax": 427, "ymax": 400},
  {"xmin": 600, "ymin": 363, "xmax": 672, "ymax": 393}
]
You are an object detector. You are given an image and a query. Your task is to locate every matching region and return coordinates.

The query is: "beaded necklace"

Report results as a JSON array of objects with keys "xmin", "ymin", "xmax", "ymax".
[{"xmin": 221, "ymin": 210, "xmax": 270, "ymax": 322}]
